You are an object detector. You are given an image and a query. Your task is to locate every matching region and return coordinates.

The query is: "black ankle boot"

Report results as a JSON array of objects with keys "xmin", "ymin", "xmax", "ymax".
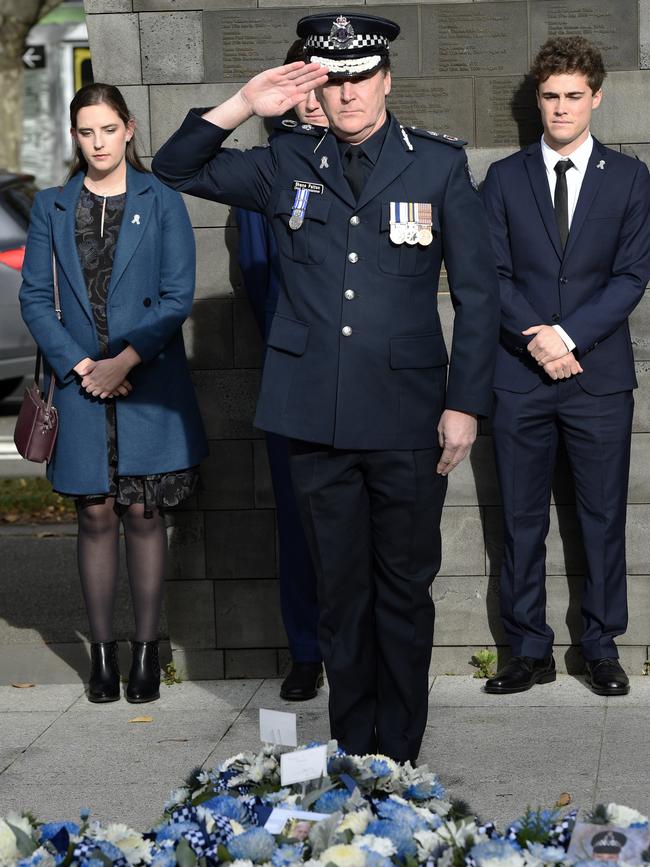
[
  {"xmin": 126, "ymin": 640, "xmax": 160, "ymax": 703},
  {"xmin": 88, "ymin": 641, "xmax": 121, "ymax": 703}
]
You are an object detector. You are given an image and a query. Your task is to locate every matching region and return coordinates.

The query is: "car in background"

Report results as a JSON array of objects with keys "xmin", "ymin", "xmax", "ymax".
[{"xmin": 0, "ymin": 171, "xmax": 39, "ymax": 400}]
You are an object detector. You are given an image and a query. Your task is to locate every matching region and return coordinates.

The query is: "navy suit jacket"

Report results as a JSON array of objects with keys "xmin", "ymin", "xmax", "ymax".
[
  {"xmin": 153, "ymin": 111, "xmax": 499, "ymax": 450},
  {"xmin": 482, "ymin": 138, "xmax": 650, "ymax": 395}
]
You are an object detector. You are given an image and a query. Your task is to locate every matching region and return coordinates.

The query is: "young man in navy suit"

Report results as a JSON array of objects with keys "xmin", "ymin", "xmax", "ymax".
[{"xmin": 482, "ymin": 37, "xmax": 650, "ymax": 696}]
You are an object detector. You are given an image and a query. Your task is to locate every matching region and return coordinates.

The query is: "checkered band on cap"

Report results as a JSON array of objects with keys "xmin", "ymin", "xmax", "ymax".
[{"xmin": 305, "ymin": 32, "xmax": 389, "ymax": 51}]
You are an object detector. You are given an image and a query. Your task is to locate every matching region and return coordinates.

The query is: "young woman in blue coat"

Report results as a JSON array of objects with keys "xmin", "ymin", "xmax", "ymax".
[{"xmin": 20, "ymin": 83, "xmax": 208, "ymax": 704}]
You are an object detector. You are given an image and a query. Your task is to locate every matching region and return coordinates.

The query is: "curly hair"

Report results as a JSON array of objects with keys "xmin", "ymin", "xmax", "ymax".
[{"xmin": 531, "ymin": 36, "xmax": 606, "ymax": 93}]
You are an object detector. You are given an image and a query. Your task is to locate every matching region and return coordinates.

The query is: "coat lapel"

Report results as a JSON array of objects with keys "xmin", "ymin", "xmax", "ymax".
[
  {"xmin": 107, "ymin": 164, "xmax": 155, "ymax": 299},
  {"xmin": 563, "ymin": 138, "xmax": 608, "ymax": 261},
  {"xmin": 524, "ymin": 142, "xmax": 563, "ymax": 262},
  {"xmin": 52, "ymin": 172, "xmax": 93, "ymax": 320},
  {"xmin": 355, "ymin": 116, "xmax": 414, "ymax": 211}
]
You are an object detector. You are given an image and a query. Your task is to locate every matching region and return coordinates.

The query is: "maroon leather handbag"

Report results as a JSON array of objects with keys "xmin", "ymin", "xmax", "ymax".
[{"xmin": 13, "ymin": 253, "xmax": 61, "ymax": 464}]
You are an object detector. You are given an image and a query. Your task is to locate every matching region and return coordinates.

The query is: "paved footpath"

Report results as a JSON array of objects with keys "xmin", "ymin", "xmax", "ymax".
[{"xmin": 1, "ymin": 675, "xmax": 649, "ymax": 831}]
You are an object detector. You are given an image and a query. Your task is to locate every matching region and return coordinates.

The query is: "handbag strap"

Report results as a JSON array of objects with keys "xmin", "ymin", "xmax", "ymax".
[{"xmin": 33, "ymin": 251, "xmax": 61, "ymax": 415}]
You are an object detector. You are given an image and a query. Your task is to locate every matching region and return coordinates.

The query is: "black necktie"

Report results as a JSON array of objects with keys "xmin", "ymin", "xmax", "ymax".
[
  {"xmin": 554, "ymin": 159, "xmax": 574, "ymax": 250},
  {"xmin": 343, "ymin": 146, "xmax": 365, "ymax": 200}
]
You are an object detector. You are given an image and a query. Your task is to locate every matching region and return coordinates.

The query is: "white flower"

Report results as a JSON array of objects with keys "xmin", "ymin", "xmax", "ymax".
[
  {"xmin": 95, "ymin": 822, "xmax": 153, "ymax": 865},
  {"xmin": 231, "ymin": 820, "xmax": 246, "ymax": 836},
  {"xmin": 606, "ymin": 804, "xmax": 649, "ymax": 828},
  {"xmin": 163, "ymin": 787, "xmax": 189, "ymax": 811},
  {"xmin": 337, "ymin": 808, "xmax": 372, "ymax": 835},
  {"xmin": 320, "ymin": 843, "xmax": 367, "ymax": 866},
  {"xmin": 354, "ymin": 833, "xmax": 396, "ymax": 856},
  {"xmin": 0, "ymin": 814, "xmax": 33, "ymax": 866},
  {"xmin": 230, "ymin": 860, "xmax": 255, "ymax": 867}
]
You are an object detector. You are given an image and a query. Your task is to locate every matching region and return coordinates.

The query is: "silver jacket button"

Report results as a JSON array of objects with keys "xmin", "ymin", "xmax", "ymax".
[
  {"xmin": 341, "ymin": 325, "xmax": 352, "ymax": 337},
  {"xmin": 344, "ymin": 289, "xmax": 355, "ymax": 300},
  {"xmin": 348, "ymin": 252, "xmax": 359, "ymax": 263},
  {"xmin": 350, "ymin": 215, "xmax": 360, "ymax": 226}
]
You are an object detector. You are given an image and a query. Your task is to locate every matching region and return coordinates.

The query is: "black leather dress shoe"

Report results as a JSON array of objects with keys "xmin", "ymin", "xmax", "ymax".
[
  {"xmin": 484, "ymin": 655, "xmax": 556, "ymax": 694},
  {"xmin": 584, "ymin": 658, "xmax": 630, "ymax": 696},
  {"xmin": 126, "ymin": 640, "xmax": 161, "ymax": 703},
  {"xmin": 280, "ymin": 662, "xmax": 324, "ymax": 701},
  {"xmin": 88, "ymin": 641, "xmax": 121, "ymax": 703}
]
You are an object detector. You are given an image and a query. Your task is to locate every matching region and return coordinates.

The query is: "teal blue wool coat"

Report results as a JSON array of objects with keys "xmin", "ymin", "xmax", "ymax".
[{"xmin": 20, "ymin": 165, "xmax": 208, "ymax": 494}]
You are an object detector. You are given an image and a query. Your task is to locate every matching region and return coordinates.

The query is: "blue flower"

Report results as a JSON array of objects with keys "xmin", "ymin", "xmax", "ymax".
[
  {"xmin": 272, "ymin": 843, "xmax": 305, "ymax": 866},
  {"xmin": 39, "ymin": 821, "xmax": 80, "ymax": 844},
  {"xmin": 94, "ymin": 840, "xmax": 126, "ymax": 861},
  {"xmin": 470, "ymin": 839, "xmax": 522, "ymax": 865},
  {"xmin": 366, "ymin": 819, "xmax": 417, "ymax": 860},
  {"xmin": 151, "ymin": 852, "xmax": 177, "ymax": 867},
  {"xmin": 155, "ymin": 821, "xmax": 200, "ymax": 843},
  {"xmin": 404, "ymin": 780, "xmax": 446, "ymax": 801},
  {"xmin": 527, "ymin": 843, "xmax": 568, "ymax": 863},
  {"xmin": 202, "ymin": 794, "xmax": 249, "ymax": 824},
  {"xmin": 314, "ymin": 788, "xmax": 351, "ymax": 814},
  {"xmin": 229, "ymin": 827, "xmax": 276, "ymax": 863},
  {"xmin": 375, "ymin": 799, "xmax": 427, "ymax": 832},
  {"xmin": 369, "ymin": 759, "xmax": 391, "ymax": 777},
  {"xmin": 363, "ymin": 852, "xmax": 395, "ymax": 867}
]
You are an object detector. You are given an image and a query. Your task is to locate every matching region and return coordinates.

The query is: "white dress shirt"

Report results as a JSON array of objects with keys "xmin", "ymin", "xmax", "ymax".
[{"xmin": 541, "ymin": 133, "xmax": 594, "ymax": 352}]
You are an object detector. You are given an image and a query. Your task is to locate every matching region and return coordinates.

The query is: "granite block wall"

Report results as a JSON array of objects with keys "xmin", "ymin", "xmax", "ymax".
[{"xmin": 83, "ymin": 0, "xmax": 650, "ymax": 677}]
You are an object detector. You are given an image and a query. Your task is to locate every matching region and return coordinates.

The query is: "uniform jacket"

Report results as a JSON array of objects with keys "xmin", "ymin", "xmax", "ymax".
[
  {"xmin": 20, "ymin": 165, "xmax": 208, "ymax": 494},
  {"xmin": 482, "ymin": 138, "xmax": 650, "ymax": 395},
  {"xmin": 153, "ymin": 111, "xmax": 500, "ymax": 450}
]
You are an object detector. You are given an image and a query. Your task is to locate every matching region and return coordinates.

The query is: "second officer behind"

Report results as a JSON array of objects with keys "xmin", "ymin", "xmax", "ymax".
[{"xmin": 153, "ymin": 12, "xmax": 499, "ymax": 763}]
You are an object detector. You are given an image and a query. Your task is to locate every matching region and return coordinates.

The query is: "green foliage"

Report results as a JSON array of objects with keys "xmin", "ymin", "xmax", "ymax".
[
  {"xmin": 448, "ymin": 799, "xmax": 474, "ymax": 822},
  {"xmin": 0, "ymin": 477, "xmax": 75, "ymax": 523},
  {"xmin": 6, "ymin": 822, "xmax": 37, "ymax": 857},
  {"xmin": 514, "ymin": 808, "xmax": 559, "ymax": 847},
  {"xmin": 176, "ymin": 838, "xmax": 198, "ymax": 867},
  {"xmin": 162, "ymin": 661, "xmax": 182, "ymax": 686},
  {"xmin": 470, "ymin": 650, "xmax": 497, "ymax": 679}
]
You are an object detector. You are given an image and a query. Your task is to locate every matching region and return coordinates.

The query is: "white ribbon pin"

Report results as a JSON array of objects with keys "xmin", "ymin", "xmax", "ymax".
[
  {"xmin": 596, "ymin": 160, "xmax": 606, "ymax": 170},
  {"xmin": 131, "ymin": 214, "xmax": 141, "ymax": 225},
  {"xmin": 320, "ymin": 156, "xmax": 329, "ymax": 169}
]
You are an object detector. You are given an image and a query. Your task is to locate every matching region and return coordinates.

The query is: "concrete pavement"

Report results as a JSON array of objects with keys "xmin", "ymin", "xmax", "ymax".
[{"xmin": 1, "ymin": 675, "xmax": 649, "ymax": 832}]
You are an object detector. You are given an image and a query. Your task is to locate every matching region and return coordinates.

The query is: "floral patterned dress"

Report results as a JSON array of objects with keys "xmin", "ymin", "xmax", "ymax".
[{"xmin": 67, "ymin": 185, "xmax": 198, "ymax": 515}]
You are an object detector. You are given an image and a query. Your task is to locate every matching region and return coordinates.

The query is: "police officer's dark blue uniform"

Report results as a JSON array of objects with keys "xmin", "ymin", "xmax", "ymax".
[{"xmin": 153, "ymin": 12, "xmax": 500, "ymax": 762}]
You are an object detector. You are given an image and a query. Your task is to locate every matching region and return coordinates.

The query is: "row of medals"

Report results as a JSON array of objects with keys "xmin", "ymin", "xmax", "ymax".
[{"xmin": 390, "ymin": 202, "xmax": 433, "ymax": 247}]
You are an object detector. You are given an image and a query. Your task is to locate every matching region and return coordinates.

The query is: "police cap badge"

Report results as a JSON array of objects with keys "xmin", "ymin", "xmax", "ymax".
[{"xmin": 297, "ymin": 12, "xmax": 399, "ymax": 78}]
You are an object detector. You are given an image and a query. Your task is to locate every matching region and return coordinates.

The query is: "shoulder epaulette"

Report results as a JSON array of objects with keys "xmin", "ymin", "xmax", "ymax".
[
  {"xmin": 407, "ymin": 127, "xmax": 467, "ymax": 148},
  {"xmin": 285, "ymin": 120, "xmax": 328, "ymax": 137}
]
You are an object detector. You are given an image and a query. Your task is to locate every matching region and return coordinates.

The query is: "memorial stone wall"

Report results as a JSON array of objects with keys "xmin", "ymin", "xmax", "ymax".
[{"xmin": 83, "ymin": 0, "xmax": 650, "ymax": 679}]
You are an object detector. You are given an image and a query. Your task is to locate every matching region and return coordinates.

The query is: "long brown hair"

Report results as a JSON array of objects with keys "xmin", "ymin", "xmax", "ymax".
[{"xmin": 67, "ymin": 82, "xmax": 149, "ymax": 180}]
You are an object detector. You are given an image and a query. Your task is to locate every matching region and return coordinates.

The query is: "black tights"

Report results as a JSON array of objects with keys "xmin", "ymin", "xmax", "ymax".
[{"xmin": 75, "ymin": 498, "xmax": 166, "ymax": 643}]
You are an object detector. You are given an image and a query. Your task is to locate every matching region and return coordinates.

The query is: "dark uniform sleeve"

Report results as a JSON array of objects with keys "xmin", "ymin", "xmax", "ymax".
[
  {"xmin": 152, "ymin": 109, "xmax": 277, "ymax": 213},
  {"xmin": 441, "ymin": 150, "xmax": 500, "ymax": 417}
]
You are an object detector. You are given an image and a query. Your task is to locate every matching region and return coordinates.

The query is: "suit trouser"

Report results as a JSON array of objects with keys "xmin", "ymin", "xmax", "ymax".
[
  {"xmin": 492, "ymin": 379, "xmax": 632, "ymax": 660},
  {"xmin": 288, "ymin": 442, "xmax": 446, "ymax": 763},
  {"xmin": 265, "ymin": 432, "xmax": 320, "ymax": 663}
]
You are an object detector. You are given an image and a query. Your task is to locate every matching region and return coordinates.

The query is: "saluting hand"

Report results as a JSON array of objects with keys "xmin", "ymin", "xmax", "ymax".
[
  {"xmin": 436, "ymin": 409, "xmax": 477, "ymax": 476},
  {"xmin": 239, "ymin": 62, "xmax": 330, "ymax": 117}
]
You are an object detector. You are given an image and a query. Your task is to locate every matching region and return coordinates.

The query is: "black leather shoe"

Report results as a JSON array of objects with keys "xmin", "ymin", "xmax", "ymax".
[
  {"xmin": 584, "ymin": 658, "xmax": 630, "ymax": 696},
  {"xmin": 280, "ymin": 662, "xmax": 324, "ymax": 701},
  {"xmin": 88, "ymin": 641, "xmax": 121, "ymax": 703},
  {"xmin": 484, "ymin": 655, "xmax": 556, "ymax": 694},
  {"xmin": 126, "ymin": 640, "xmax": 161, "ymax": 703}
]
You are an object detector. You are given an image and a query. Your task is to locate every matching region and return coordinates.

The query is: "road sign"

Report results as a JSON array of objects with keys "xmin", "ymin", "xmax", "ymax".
[{"xmin": 22, "ymin": 46, "xmax": 46, "ymax": 69}]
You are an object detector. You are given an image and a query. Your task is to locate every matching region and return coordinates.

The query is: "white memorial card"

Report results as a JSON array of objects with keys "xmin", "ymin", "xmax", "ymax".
[
  {"xmin": 280, "ymin": 744, "xmax": 328, "ymax": 786},
  {"xmin": 264, "ymin": 807, "xmax": 330, "ymax": 836},
  {"xmin": 259, "ymin": 708, "xmax": 297, "ymax": 747}
]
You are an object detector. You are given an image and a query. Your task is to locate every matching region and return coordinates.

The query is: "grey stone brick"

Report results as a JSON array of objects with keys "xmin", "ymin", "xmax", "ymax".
[
  {"xmin": 183, "ymin": 299, "xmax": 234, "ymax": 370},
  {"xmin": 119, "ymin": 86, "xmax": 151, "ymax": 157},
  {"xmin": 484, "ymin": 506, "xmax": 587, "ymax": 577},
  {"xmin": 171, "ymin": 648, "xmax": 225, "ymax": 680},
  {"xmin": 591, "ymin": 73, "xmax": 650, "ymax": 145},
  {"xmin": 166, "ymin": 512, "xmax": 205, "ymax": 582},
  {"xmin": 216, "ymin": 580, "xmax": 285, "ymax": 647},
  {"xmin": 388, "ymin": 77, "xmax": 474, "ymax": 145},
  {"xmin": 84, "ymin": 0, "xmax": 132, "ymax": 11},
  {"xmin": 642, "ymin": 0, "xmax": 650, "ymax": 69},
  {"xmin": 85, "ymin": 14, "xmax": 141, "ymax": 84},
  {"xmin": 633, "ymin": 362, "xmax": 650, "ymax": 433},
  {"xmin": 183, "ymin": 194, "xmax": 231, "ymax": 229},
  {"xmin": 150, "ymin": 84, "xmax": 264, "ymax": 153},
  {"xmin": 629, "ymin": 435, "xmax": 650, "ymax": 504},
  {"xmin": 206, "ymin": 510, "xmax": 276, "ymax": 580},
  {"xmin": 430, "ymin": 647, "xmax": 490, "ymax": 677},
  {"xmin": 254, "ymin": 440, "xmax": 275, "ymax": 508},
  {"xmin": 234, "ymin": 298, "xmax": 263, "ymax": 369},
  {"xmin": 194, "ymin": 228, "xmax": 242, "ymax": 300},
  {"xmin": 439, "ymin": 507, "xmax": 486, "ymax": 577},
  {"xmin": 626, "ymin": 505, "xmax": 650, "ymax": 575},
  {"xmin": 191, "ymin": 369, "xmax": 262, "ymax": 439},
  {"xmin": 445, "ymin": 436, "xmax": 500, "ymax": 507},
  {"xmin": 166, "ymin": 580, "xmax": 215, "ymax": 649},
  {"xmin": 136, "ymin": 0, "xmax": 254, "ymax": 7},
  {"xmin": 198, "ymin": 440, "xmax": 255, "ymax": 510},
  {"xmin": 432, "ymin": 575, "xmax": 503, "ymax": 645},
  {"xmin": 466, "ymin": 147, "xmax": 519, "ymax": 186},
  {"xmin": 630, "ymin": 290, "xmax": 650, "ymax": 361},
  {"xmin": 225, "ymin": 649, "xmax": 279, "ymax": 678},
  {"xmin": 140, "ymin": 12, "xmax": 203, "ymax": 84}
]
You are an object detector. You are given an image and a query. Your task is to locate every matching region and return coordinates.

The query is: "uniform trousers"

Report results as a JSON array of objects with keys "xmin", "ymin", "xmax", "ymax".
[
  {"xmin": 492, "ymin": 377, "xmax": 633, "ymax": 661},
  {"xmin": 288, "ymin": 441, "xmax": 446, "ymax": 762}
]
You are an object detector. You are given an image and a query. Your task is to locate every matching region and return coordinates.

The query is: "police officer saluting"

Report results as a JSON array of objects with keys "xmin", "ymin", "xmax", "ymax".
[{"xmin": 153, "ymin": 13, "xmax": 499, "ymax": 763}]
